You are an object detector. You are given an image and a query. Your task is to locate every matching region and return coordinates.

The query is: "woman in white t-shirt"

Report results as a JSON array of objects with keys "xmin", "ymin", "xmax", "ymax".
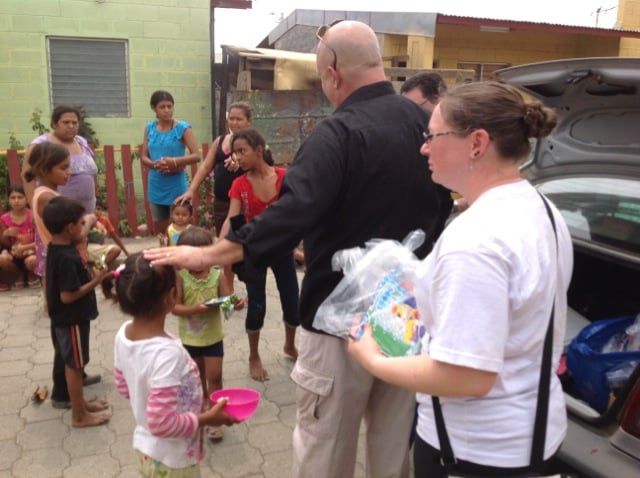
[{"xmin": 348, "ymin": 81, "xmax": 573, "ymax": 477}]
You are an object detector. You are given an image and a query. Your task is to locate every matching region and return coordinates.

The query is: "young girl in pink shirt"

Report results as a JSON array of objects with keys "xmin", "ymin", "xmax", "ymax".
[{"xmin": 105, "ymin": 253, "xmax": 238, "ymax": 476}]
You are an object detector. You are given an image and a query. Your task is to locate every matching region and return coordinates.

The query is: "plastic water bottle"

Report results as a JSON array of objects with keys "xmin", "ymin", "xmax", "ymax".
[
  {"xmin": 625, "ymin": 314, "xmax": 640, "ymax": 352},
  {"xmin": 602, "ymin": 332, "xmax": 629, "ymax": 354}
]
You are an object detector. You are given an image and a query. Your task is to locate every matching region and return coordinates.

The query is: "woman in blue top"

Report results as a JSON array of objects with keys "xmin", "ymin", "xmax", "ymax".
[{"xmin": 140, "ymin": 90, "xmax": 200, "ymax": 235}]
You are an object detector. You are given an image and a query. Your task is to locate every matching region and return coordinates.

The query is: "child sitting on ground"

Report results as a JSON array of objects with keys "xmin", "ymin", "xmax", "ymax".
[
  {"xmin": 173, "ymin": 227, "xmax": 233, "ymax": 440},
  {"xmin": 87, "ymin": 198, "xmax": 129, "ymax": 270},
  {"xmin": 43, "ymin": 196, "xmax": 111, "ymax": 427},
  {"xmin": 105, "ymin": 253, "xmax": 238, "ymax": 475},
  {"xmin": 0, "ymin": 184, "xmax": 38, "ymax": 290}
]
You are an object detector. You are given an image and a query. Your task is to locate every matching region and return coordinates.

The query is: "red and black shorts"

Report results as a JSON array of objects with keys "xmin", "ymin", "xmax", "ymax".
[{"xmin": 53, "ymin": 322, "xmax": 90, "ymax": 370}]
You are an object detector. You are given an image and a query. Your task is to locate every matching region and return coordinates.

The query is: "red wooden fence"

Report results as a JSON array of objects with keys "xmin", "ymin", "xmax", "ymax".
[{"xmin": 3, "ymin": 143, "xmax": 212, "ymax": 236}]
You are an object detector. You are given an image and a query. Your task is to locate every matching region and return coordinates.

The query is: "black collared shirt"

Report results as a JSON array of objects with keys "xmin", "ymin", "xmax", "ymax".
[{"xmin": 230, "ymin": 81, "xmax": 452, "ymax": 331}]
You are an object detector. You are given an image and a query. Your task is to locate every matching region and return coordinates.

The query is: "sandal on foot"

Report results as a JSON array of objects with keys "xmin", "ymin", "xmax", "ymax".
[
  {"xmin": 12, "ymin": 281, "xmax": 25, "ymax": 290},
  {"xmin": 0, "ymin": 283, "xmax": 9, "ymax": 292},
  {"xmin": 207, "ymin": 426, "xmax": 224, "ymax": 440},
  {"xmin": 51, "ymin": 398, "xmax": 72, "ymax": 409},
  {"xmin": 28, "ymin": 278, "xmax": 40, "ymax": 288}
]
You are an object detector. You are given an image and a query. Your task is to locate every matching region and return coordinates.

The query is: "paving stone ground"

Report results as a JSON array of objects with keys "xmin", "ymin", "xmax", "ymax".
[{"xmin": 0, "ymin": 236, "xmax": 373, "ymax": 478}]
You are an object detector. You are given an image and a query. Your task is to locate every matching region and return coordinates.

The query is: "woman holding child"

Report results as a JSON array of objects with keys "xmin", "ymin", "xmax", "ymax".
[{"xmin": 140, "ymin": 90, "xmax": 200, "ymax": 235}]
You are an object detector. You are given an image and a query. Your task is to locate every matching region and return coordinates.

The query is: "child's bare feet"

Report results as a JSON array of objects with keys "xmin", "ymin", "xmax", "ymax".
[
  {"xmin": 72, "ymin": 410, "xmax": 111, "ymax": 428},
  {"xmin": 283, "ymin": 344, "xmax": 298, "ymax": 360},
  {"xmin": 86, "ymin": 399, "xmax": 110, "ymax": 412},
  {"xmin": 249, "ymin": 358, "xmax": 269, "ymax": 382}
]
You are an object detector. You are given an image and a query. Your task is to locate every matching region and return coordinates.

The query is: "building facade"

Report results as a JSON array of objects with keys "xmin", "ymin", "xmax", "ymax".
[
  {"xmin": 262, "ymin": 2, "xmax": 640, "ymax": 82},
  {"xmin": 0, "ymin": 0, "xmax": 212, "ymax": 149}
]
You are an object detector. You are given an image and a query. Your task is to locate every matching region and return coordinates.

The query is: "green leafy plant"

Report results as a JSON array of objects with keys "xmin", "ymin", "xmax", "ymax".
[
  {"xmin": 0, "ymin": 155, "xmax": 9, "ymax": 211},
  {"xmin": 75, "ymin": 106, "xmax": 99, "ymax": 147},
  {"xmin": 118, "ymin": 218, "xmax": 132, "ymax": 237},
  {"xmin": 197, "ymin": 171, "xmax": 215, "ymax": 231},
  {"xmin": 1, "ymin": 133, "xmax": 24, "ymax": 210},
  {"xmin": 29, "ymin": 108, "xmax": 49, "ymax": 135},
  {"xmin": 8, "ymin": 132, "xmax": 24, "ymax": 150}
]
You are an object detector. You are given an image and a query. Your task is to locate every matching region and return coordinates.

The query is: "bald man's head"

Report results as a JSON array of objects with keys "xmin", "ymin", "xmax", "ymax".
[
  {"xmin": 316, "ymin": 21, "xmax": 386, "ymax": 106},
  {"xmin": 318, "ymin": 21, "xmax": 382, "ymax": 73}
]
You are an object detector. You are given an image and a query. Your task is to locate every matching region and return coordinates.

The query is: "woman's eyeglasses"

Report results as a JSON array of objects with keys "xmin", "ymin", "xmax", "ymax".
[
  {"xmin": 316, "ymin": 20, "xmax": 343, "ymax": 70},
  {"xmin": 423, "ymin": 129, "xmax": 492, "ymax": 144},
  {"xmin": 422, "ymin": 131, "xmax": 460, "ymax": 144}
]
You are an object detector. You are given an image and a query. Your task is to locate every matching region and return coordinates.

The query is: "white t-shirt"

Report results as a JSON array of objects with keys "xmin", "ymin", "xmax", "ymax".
[
  {"xmin": 114, "ymin": 321, "xmax": 203, "ymax": 469},
  {"xmin": 415, "ymin": 180, "xmax": 573, "ymax": 467}
]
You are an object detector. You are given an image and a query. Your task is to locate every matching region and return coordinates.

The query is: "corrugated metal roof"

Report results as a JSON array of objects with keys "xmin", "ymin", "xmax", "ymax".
[
  {"xmin": 437, "ymin": 14, "xmax": 640, "ymax": 38},
  {"xmin": 264, "ymin": 9, "xmax": 640, "ymax": 46},
  {"xmin": 266, "ymin": 9, "xmax": 437, "ymax": 45}
]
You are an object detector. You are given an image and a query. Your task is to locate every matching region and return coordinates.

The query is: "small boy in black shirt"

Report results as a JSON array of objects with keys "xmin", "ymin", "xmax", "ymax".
[{"xmin": 43, "ymin": 196, "xmax": 112, "ymax": 427}]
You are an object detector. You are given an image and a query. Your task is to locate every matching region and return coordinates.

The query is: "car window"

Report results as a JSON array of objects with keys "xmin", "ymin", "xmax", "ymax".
[{"xmin": 537, "ymin": 178, "xmax": 640, "ymax": 254}]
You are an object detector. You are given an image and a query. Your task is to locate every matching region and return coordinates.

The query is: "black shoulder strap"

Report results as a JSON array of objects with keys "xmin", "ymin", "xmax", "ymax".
[
  {"xmin": 433, "ymin": 192, "xmax": 559, "ymax": 473},
  {"xmin": 432, "ymin": 395, "xmax": 456, "ymax": 470},
  {"xmin": 531, "ymin": 192, "xmax": 558, "ymax": 469}
]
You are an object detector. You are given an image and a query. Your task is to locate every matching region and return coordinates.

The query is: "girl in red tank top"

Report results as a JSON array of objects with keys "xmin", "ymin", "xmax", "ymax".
[{"xmin": 219, "ymin": 129, "xmax": 300, "ymax": 382}]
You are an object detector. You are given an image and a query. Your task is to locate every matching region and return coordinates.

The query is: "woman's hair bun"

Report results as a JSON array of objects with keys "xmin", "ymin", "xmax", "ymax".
[{"xmin": 523, "ymin": 103, "xmax": 557, "ymax": 139}]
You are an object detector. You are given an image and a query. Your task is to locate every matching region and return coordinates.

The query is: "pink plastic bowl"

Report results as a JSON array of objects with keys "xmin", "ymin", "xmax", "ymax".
[{"xmin": 210, "ymin": 388, "xmax": 260, "ymax": 421}]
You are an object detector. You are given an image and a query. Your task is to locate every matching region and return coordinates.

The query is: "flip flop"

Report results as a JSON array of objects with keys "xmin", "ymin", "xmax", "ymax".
[
  {"xmin": 12, "ymin": 281, "xmax": 25, "ymax": 290},
  {"xmin": 0, "ymin": 283, "xmax": 9, "ymax": 292},
  {"xmin": 28, "ymin": 279, "xmax": 41, "ymax": 288},
  {"xmin": 207, "ymin": 426, "xmax": 224, "ymax": 440}
]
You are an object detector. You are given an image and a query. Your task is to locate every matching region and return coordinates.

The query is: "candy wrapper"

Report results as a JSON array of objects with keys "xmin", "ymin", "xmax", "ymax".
[
  {"xmin": 204, "ymin": 294, "xmax": 238, "ymax": 320},
  {"xmin": 313, "ymin": 230, "xmax": 426, "ymax": 357},
  {"xmin": 94, "ymin": 251, "xmax": 108, "ymax": 271}
]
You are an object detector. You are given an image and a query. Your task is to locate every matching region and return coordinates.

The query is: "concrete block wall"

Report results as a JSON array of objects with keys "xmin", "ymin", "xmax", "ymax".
[{"xmin": 0, "ymin": 0, "xmax": 212, "ymax": 150}]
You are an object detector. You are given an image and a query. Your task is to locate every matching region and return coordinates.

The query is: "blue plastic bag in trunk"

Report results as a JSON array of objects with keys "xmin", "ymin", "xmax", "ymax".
[{"xmin": 567, "ymin": 315, "xmax": 640, "ymax": 413}]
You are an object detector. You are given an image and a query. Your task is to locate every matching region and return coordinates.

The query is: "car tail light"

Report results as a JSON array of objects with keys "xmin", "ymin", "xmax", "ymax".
[
  {"xmin": 620, "ymin": 377, "xmax": 640, "ymax": 438},
  {"xmin": 610, "ymin": 367, "xmax": 640, "ymax": 459}
]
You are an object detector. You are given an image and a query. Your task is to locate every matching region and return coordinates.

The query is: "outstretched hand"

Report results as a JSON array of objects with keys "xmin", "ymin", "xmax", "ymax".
[
  {"xmin": 143, "ymin": 245, "xmax": 203, "ymax": 269},
  {"xmin": 347, "ymin": 323, "xmax": 383, "ymax": 373},
  {"xmin": 174, "ymin": 190, "xmax": 194, "ymax": 205}
]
